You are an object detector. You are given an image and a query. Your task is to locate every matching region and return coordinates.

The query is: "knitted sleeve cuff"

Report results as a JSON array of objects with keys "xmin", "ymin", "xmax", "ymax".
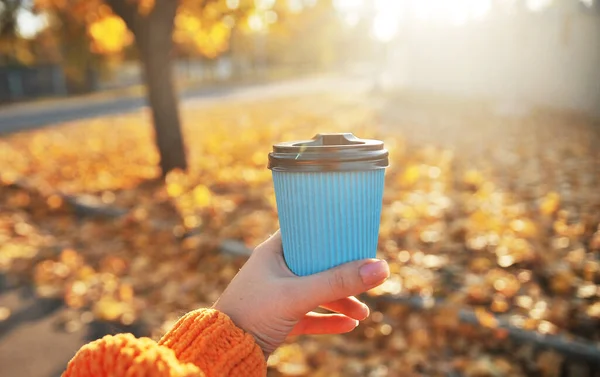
[
  {"xmin": 63, "ymin": 333, "xmax": 202, "ymax": 377},
  {"xmin": 158, "ymin": 308, "xmax": 266, "ymax": 377}
]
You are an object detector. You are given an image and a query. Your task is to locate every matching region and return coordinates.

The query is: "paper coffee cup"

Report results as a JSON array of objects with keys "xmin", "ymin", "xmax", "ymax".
[{"xmin": 268, "ymin": 133, "xmax": 388, "ymax": 276}]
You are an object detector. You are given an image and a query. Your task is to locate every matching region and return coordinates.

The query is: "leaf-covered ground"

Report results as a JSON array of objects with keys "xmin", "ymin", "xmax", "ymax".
[{"xmin": 0, "ymin": 91, "xmax": 599, "ymax": 377}]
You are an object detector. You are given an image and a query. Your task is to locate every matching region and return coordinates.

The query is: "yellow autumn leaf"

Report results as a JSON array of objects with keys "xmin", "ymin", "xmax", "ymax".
[
  {"xmin": 88, "ymin": 15, "xmax": 133, "ymax": 54},
  {"xmin": 540, "ymin": 191, "xmax": 560, "ymax": 215},
  {"xmin": 400, "ymin": 164, "xmax": 420, "ymax": 186},
  {"xmin": 167, "ymin": 182, "xmax": 184, "ymax": 197},
  {"xmin": 475, "ymin": 307, "xmax": 499, "ymax": 329},
  {"xmin": 193, "ymin": 185, "xmax": 212, "ymax": 206},
  {"xmin": 93, "ymin": 298, "xmax": 124, "ymax": 322}
]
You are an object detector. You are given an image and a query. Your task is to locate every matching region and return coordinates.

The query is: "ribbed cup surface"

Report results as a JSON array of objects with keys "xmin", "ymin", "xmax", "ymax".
[{"xmin": 272, "ymin": 170, "xmax": 385, "ymax": 276}]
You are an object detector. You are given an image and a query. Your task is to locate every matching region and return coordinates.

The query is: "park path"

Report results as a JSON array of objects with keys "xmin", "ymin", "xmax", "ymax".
[{"xmin": 0, "ymin": 74, "xmax": 371, "ymax": 135}]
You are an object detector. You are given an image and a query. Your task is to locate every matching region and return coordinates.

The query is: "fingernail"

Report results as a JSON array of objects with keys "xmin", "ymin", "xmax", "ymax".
[
  {"xmin": 359, "ymin": 260, "xmax": 389, "ymax": 286},
  {"xmin": 360, "ymin": 303, "xmax": 370, "ymax": 320}
]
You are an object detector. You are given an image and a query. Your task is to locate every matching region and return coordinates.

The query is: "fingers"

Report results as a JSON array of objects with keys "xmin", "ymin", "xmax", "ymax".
[
  {"xmin": 321, "ymin": 296, "xmax": 369, "ymax": 321},
  {"xmin": 289, "ymin": 312, "xmax": 359, "ymax": 336},
  {"xmin": 289, "ymin": 259, "xmax": 389, "ymax": 316}
]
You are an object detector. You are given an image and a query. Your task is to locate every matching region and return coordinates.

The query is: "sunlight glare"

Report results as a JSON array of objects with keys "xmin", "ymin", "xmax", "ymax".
[
  {"xmin": 374, "ymin": 0, "xmax": 403, "ymax": 13},
  {"xmin": 255, "ymin": 0, "xmax": 276, "ymax": 10},
  {"xmin": 16, "ymin": 9, "xmax": 47, "ymax": 39},
  {"xmin": 344, "ymin": 13, "xmax": 360, "ymax": 27},
  {"xmin": 451, "ymin": 0, "xmax": 470, "ymax": 25},
  {"xmin": 372, "ymin": 12, "xmax": 398, "ymax": 42},
  {"xmin": 471, "ymin": 0, "xmax": 492, "ymax": 20},
  {"xmin": 287, "ymin": 0, "xmax": 304, "ymax": 13},
  {"xmin": 414, "ymin": 0, "xmax": 448, "ymax": 21},
  {"xmin": 526, "ymin": 0, "xmax": 553, "ymax": 12},
  {"xmin": 265, "ymin": 11, "xmax": 278, "ymax": 24},
  {"xmin": 248, "ymin": 13, "xmax": 266, "ymax": 31},
  {"xmin": 334, "ymin": 0, "xmax": 364, "ymax": 26},
  {"xmin": 333, "ymin": 0, "xmax": 364, "ymax": 13},
  {"xmin": 371, "ymin": 0, "xmax": 403, "ymax": 41},
  {"xmin": 412, "ymin": 0, "xmax": 491, "ymax": 25},
  {"xmin": 413, "ymin": 1, "xmax": 431, "ymax": 20},
  {"xmin": 226, "ymin": 0, "xmax": 239, "ymax": 10}
]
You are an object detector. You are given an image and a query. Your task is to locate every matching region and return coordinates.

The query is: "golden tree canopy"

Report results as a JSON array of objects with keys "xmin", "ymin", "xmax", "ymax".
[{"xmin": 34, "ymin": 0, "xmax": 262, "ymax": 58}]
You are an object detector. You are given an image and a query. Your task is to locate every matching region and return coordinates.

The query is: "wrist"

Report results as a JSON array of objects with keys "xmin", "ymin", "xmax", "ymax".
[{"xmin": 212, "ymin": 303, "xmax": 273, "ymax": 358}]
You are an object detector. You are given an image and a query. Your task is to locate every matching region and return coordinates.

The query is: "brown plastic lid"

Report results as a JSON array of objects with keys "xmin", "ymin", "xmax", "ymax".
[{"xmin": 268, "ymin": 133, "xmax": 389, "ymax": 172}]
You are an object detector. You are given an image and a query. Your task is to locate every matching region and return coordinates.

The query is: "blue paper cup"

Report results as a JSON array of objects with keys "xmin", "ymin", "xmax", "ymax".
[{"xmin": 268, "ymin": 133, "xmax": 388, "ymax": 276}]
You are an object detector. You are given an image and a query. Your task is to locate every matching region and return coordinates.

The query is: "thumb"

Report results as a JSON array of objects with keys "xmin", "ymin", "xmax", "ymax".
[{"xmin": 288, "ymin": 259, "xmax": 389, "ymax": 317}]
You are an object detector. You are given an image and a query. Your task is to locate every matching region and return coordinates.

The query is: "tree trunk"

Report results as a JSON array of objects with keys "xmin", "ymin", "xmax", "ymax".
[
  {"xmin": 138, "ymin": 31, "xmax": 188, "ymax": 176},
  {"xmin": 108, "ymin": 0, "xmax": 187, "ymax": 177}
]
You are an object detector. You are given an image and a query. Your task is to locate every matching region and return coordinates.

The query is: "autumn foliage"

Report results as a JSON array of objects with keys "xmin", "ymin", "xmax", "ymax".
[{"xmin": 1, "ymin": 89, "xmax": 599, "ymax": 375}]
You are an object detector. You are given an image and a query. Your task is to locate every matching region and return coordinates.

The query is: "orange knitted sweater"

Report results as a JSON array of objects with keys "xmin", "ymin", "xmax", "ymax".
[{"xmin": 63, "ymin": 308, "xmax": 266, "ymax": 377}]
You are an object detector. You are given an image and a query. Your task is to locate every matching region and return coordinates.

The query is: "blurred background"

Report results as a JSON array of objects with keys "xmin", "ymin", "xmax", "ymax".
[{"xmin": 0, "ymin": 0, "xmax": 599, "ymax": 376}]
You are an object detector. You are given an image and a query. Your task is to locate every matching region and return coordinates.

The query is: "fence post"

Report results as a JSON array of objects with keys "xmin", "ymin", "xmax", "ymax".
[
  {"xmin": 52, "ymin": 66, "xmax": 67, "ymax": 96},
  {"xmin": 7, "ymin": 71, "xmax": 24, "ymax": 100}
]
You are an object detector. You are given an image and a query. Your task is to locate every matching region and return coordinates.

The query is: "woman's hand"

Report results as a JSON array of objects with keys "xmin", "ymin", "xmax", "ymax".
[{"xmin": 213, "ymin": 231, "xmax": 390, "ymax": 357}]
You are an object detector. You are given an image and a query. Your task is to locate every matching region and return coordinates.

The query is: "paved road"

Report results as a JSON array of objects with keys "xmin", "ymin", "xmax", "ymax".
[
  {"xmin": 0, "ymin": 284, "xmax": 148, "ymax": 377},
  {"xmin": 0, "ymin": 75, "xmax": 371, "ymax": 135},
  {"xmin": 0, "ymin": 288, "xmax": 84, "ymax": 377}
]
